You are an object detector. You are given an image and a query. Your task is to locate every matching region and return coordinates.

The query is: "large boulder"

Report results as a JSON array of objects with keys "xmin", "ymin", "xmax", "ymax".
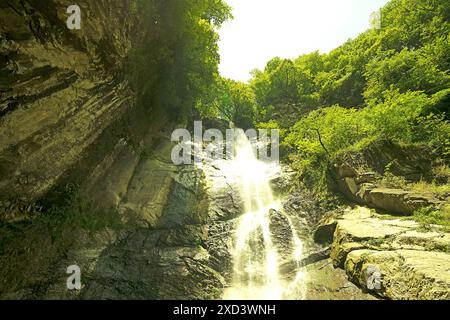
[
  {"xmin": 330, "ymin": 140, "xmax": 445, "ymax": 215},
  {"xmin": 325, "ymin": 206, "xmax": 450, "ymax": 300},
  {"xmin": 334, "ymin": 140, "xmax": 434, "ymax": 182},
  {"xmin": 345, "ymin": 249, "xmax": 450, "ymax": 300},
  {"xmin": 314, "ymin": 217, "xmax": 338, "ymax": 244},
  {"xmin": 363, "ymin": 188, "xmax": 442, "ymax": 215},
  {"xmin": 334, "ymin": 169, "xmax": 443, "ymax": 216}
]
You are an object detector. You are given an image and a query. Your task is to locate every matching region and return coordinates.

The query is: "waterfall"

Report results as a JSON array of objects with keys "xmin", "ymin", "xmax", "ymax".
[{"xmin": 222, "ymin": 129, "xmax": 306, "ymax": 300}]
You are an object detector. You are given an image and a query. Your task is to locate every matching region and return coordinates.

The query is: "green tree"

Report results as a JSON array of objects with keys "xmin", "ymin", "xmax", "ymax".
[
  {"xmin": 128, "ymin": 0, "xmax": 232, "ymax": 122},
  {"xmin": 215, "ymin": 79, "xmax": 257, "ymax": 128}
]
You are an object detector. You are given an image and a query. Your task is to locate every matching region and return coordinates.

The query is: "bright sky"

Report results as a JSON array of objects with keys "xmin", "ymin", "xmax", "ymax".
[{"xmin": 218, "ymin": 0, "xmax": 390, "ymax": 82}]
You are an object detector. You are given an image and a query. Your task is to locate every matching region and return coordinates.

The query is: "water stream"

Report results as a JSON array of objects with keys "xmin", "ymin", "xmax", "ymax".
[{"xmin": 221, "ymin": 129, "xmax": 307, "ymax": 300}]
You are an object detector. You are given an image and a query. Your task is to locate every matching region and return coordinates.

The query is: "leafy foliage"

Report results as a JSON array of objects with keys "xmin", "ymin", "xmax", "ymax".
[
  {"xmin": 251, "ymin": 0, "xmax": 450, "ymax": 118},
  {"xmin": 364, "ymin": 48, "xmax": 450, "ymax": 102},
  {"xmin": 285, "ymin": 90, "xmax": 450, "ymax": 190},
  {"xmin": 248, "ymin": 0, "xmax": 450, "ymax": 191},
  {"xmin": 414, "ymin": 205, "xmax": 450, "ymax": 230},
  {"xmin": 212, "ymin": 79, "xmax": 257, "ymax": 128},
  {"xmin": 128, "ymin": 0, "xmax": 232, "ymax": 122}
]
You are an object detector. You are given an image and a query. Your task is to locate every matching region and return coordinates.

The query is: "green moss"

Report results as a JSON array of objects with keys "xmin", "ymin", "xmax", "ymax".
[
  {"xmin": 46, "ymin": 199, "xmax": 123, "ymax": 233},
  {"xmin": 379, "ymin": 163, "xmax": 408, "ymax": 189},
  {"xmin": 413, "ymin": 205, "xmax": 450, "ymax": 230},
  {"xmin": 129, "ymin": 0, "xmax": 138, "ymax": 14},
  {"xmin": 365, "ymin": 238, "xmax": 386, "ymax": 247},
  {"xmin": 0, "ymin": 191, "xmax": 123, "ymax": 296}
]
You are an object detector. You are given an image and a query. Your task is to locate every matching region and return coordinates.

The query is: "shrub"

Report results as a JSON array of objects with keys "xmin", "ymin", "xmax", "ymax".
[
  {"xmin": 285, "ymin": 89, "xmax": 450, "ymax": 191},
  {"xmin": 413, "ymin": 205, "xmax": 450, "ymax": 229}
]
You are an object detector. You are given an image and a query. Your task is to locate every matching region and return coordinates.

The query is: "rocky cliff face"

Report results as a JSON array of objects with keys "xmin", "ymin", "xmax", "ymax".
[
  {"xmin": 315, "ymin": 206, "xmax": 450, "ymax": 300},
  {"xmin": 331, "ymin": 140, "xmax": 447, "ymax": 215},
  {"xmin": 312, "ymin": 140, "xmax": 450, "ymax": 300},
  {"xmin": 0, "ymin": 0, "xmax": 163, "ymax": 221},
  {"xmin": 0, "ymin": 0, "xmax": 236, "ymax": 295},
  {"xmin": 0, "ymin": 1, "xmax": 237, "ymax": 299}
]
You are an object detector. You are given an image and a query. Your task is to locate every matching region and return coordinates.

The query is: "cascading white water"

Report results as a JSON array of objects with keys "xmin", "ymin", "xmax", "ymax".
[{"xmin": 222, "ymin": 129, "xmax": 306, "ymax": 300}]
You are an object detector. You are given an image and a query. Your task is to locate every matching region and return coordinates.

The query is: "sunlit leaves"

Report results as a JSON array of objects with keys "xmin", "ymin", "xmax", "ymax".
[
  {"xmin": 129, "ymin": 0, "xmax": 231, "ymax": 121},
  {"xmin": 364, "ymin": 48, "xmax": 450, "ymax": 102}
]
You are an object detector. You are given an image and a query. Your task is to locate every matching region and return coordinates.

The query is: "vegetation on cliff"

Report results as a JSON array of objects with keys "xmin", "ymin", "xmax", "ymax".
[
  {"xmin": 128, "ymin": 0, "xmax": 232, "ymax": 123},
  {"xmin": 231, "ymin": 0, "xmax": 450, "ymax": 196},
  {"xmin": 0, "ymin": 0, "xmax": 233, "ymax": 298}
]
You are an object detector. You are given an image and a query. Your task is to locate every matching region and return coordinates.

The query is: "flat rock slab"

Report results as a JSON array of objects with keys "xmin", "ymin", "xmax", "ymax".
[
  {"xmin": 327, "ymin": 206, "xmax": 450, "ymax": 300},
  {"xmin": 305, "ymin": 259, "xmax": 377, "ymax": 300},
  {"xmin": 345, "ymin": 249, "xmax": 450, "ymax": 300}
]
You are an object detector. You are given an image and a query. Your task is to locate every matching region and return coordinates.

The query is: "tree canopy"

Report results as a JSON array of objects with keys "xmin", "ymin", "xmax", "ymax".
[
  {"xmin": 244, "ymin": 0, "xmax": 450, "ymax": 191},
  {"xmin": 128, "ymin": 0, "xmax": 232, "ymax": 123}
]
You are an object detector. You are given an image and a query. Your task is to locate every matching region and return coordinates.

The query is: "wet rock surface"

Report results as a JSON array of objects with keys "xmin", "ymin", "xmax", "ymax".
[
  {"xmin": 3, "ymin": 133, "xmax": 445, "ymax": 300},
  {"xmin": 305, "ymin": 259, "xmax": 377, "ymax": 300},
  {"xmin": 270, "ymin": 168, "xmax": 383, "ymax": 300},
  {"xmin": 0, "ymin": 0, "xmax": 153, "ymax": 220},
  {"xmin": 75, "ymin": 143, "xmax": 238, "ymax": 299},
  {"xmin": 0, "ymin": 138, "xmax": 237, "ymax": 299}
]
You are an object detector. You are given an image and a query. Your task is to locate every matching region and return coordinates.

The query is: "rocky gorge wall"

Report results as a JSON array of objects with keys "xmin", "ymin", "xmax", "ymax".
[
  {"xmin": 313, "ymin": 140, "xmax": 450, "ymax": 300},
  {"xmin": 0, "ymin": 0, "xmax": 167, "ymax": 221},
  {"xmin": 0, "ymin": 1, "xmax": 224, "ymax": 298},
  {"xmin": 314, "ymin": 206, "xmax": 450, "ymax": 300},
  {"xmin": 1, "ymin": 1, "xmax": 449, "ymax": 301},
  {"xmin": 330, "ymin": 140, "xmax": 447, "ymax": 215}
]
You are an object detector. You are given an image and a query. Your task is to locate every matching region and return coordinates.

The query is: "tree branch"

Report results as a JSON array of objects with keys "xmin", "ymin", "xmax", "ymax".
[{"xmin": 311, "ymin": 128, "xmax": 329, "ymax": 155}]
